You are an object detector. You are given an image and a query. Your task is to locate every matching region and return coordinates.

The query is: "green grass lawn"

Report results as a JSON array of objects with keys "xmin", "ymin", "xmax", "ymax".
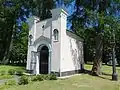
[
  {"xmin": 0, "ymin": 65, "xmax": 25, "ymax": 72},
  {"xmin": 0, "ymin": 65, "xmax": 25, "ymax": 80},
  {"xmin": 1, "ymin": 64, "xmax": 120, "ymax": 90},
  {"xmin": 85, "ymin": 64, "xmax": 120, "ymax": 80}
]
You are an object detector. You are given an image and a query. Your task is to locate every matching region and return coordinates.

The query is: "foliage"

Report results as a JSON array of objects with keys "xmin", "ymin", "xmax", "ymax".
[
  {"xmin": 31, "ymin": 75, "xmax": 44, "ymax": 81},
  {"xmin": 8, "ymin": 69, "xmax": 16, "ymax": 75},
  {"xmin": 44, "ymin": 74, "xmax": 51, "ymax": 80},
  {"xmin": 49, "ymin": 73, "xmax": 57, "ymax": 80},
  {"xmin": 5, "ymin": 80, "xmax": 17, "ymax": 86},
  {"xmin": 9, "ymin": 23, "xmax": 29, "ymax": 65},
  {"xmin": 69, "ymin": 0, "xmax": 120, "ymax": 75},
  {"xmin": 0, "ymin": 0, "xmax": 56, "ymax": 65},
  {"xmin": 18, "ymin": 75, "xmax": 29, "ymax": 85},
  {"xmin": 31, "ymin": 74, "xmax": 57, "ymax": 81},
  {"xmin": 0, "ymin": 0, "xmax": 31, "ymax": 64},
  {"xmin": 43, "ymin": 74, "xmax": 57, "ymax": 80},
  {"xmin": 34, "ymin": 0, "xmax": 55, "ymax": 20}
]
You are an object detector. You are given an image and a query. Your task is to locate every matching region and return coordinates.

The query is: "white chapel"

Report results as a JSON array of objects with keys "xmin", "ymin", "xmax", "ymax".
[{"xmin": 26, "ymin": 8, "xmax": 84, "ymax": 77}]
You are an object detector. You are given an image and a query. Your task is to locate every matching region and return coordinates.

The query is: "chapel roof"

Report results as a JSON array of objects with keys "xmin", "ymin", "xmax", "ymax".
[{"xmin": 66, "ymin": 30, "xmax": 84, "ymax": 42}]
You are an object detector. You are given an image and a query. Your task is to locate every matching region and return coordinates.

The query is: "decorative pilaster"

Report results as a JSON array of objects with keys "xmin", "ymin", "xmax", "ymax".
[{"xmin": 36, "ymin": 52, "xmax": 39, "ymax": 75}]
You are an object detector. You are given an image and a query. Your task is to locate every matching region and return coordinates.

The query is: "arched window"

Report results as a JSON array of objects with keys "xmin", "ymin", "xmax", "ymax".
[
  {"xmin": 53, "ymin": 29, "xmax": 59, "ymax": 41},
  {"xmin": 29, "ymin": 35, "xmax": 33, "ymax": 45}
]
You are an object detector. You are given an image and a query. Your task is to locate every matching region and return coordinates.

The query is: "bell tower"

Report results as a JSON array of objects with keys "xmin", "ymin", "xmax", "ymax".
[{"xmin": 50, "ymin": 8, "xmax": 68, "ymax": 76}]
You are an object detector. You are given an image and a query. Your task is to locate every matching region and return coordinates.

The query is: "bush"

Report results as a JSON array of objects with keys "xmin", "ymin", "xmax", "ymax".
[
  {"xmin": 49, "ymin": 73, "xmax": 57, "ymax": 80},
  {"xmin": 18, "ymin": 75, "xmax": 29, "ymax": 85},
  {"xmin": 5, "ymin": 80, "xmax": 16, "ymax": 86},
  {"xmin": 0, "ymin": 70, "xmax": 6, "ymax": 75},
  {"xmin": 31, "ymin": 74, "xmax": 57, "ymax": 81},
  {"xmin": 8, "ymin": 69, "xmax": 16, "ymax": 75},
  {"xmin": 44, "ymin": 74, "xmax": 50, "ymax": 80},
  {"xmin": 16, "ymin": 70, "xmax": 23, "ymax": 76},
  {"xmin": 31, "ymin": 75, "xmax": 44, "ymax": 81}
]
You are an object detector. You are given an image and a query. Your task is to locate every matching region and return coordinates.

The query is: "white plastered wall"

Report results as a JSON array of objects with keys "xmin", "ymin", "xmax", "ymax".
[
  {"xmin": 60, "ymin": 11, "xmax": 84, "ymax": 72},
  {"xmin": 61, "ymin": 31, "xmax": 84, "ymax": 72},
  {"xmin": 50, "ymin": 8, "xmax": 62, "ymax": 73}
]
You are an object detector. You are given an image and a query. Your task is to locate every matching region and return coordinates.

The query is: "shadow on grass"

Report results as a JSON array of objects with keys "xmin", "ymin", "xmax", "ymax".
[
  {"xmin": 98, "ymin": 75, "xmax": 112, "ymax": 81},
  {"xmin": 82, "ymin": 69, "xmax": 112, "ymax": 81},
  {"xmin": 102, "ymin": 72, "xmax": 112, "ymax": 76}
]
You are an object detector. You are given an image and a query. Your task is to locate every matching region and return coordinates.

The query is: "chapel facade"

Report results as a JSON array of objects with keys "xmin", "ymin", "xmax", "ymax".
[{"xmin": 26, "ymin": 8, "xmax": 84, "ymax": 76}]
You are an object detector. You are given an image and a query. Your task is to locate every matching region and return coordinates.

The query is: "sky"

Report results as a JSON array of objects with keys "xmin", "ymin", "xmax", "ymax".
[
  {"xmin": 65, "ymin": 1, "xmax": 76, "ymax": 30},
  {"xmin": 11, "ymin": 0, "xmax": 120, "ymax": 31},
  {"xmin": 56, "ymin": 1, "xmax": 76, "ymax": 30},
  {"xmin": 16, "ymin": 1, "xmax": 75, "ymax": 30}
]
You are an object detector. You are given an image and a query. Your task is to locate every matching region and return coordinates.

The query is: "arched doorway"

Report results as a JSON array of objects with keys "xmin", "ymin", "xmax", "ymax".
[{"xmin": 39, "ymin": 46, "xmax": 49, "ymax": 74}]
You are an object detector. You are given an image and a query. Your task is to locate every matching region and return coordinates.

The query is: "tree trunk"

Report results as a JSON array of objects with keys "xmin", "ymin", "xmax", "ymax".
[
  {"xmin": 2, "ymin": 30, "xmax": 13, "ymax": 64},
  {"xmin": 84, "ymin": 42, "xmax": 87, "ymax": 64},
  {"xmin": 1, "ymin": 24, "xmax": 15, "ymax": 64},
  {"xmin": 92, "ymin": 33, "xmax": 103, "ymax": 76}
]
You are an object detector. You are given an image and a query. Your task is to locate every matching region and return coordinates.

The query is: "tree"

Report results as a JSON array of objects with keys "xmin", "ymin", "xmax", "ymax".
[
  {"xmin": 10, "ymin": 23, "xmax": 29, "ymax": 65},
  {"xmin": 70, "ymin": 0, "xmax": 120, "ymax": 75},
  {"xmin": 0, "ymin": 0, "xmax": 18, "ymax": 64},
  {"xmin": 33, "ymin": 0, "xmax": 55, "ymax": 20},
  {"xmin": 0, "ymin": 0, "xmax": 35, "ymax": 64},
  {"xmin": 0, "ymin": 0, "xmax": 56, "ymax": 64}
]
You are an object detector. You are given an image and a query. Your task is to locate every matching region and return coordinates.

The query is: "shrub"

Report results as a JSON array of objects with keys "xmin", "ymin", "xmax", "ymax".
[
  {"xmin": 8, "ymin": 69, "xmax": 16, "ymax": 75},
  {"xmin": 0, "ymin": 70, "xmax": 6, "ymax": 75},
  {"xmin": 49, "ymin": 73, "xmax": 57, "ymax": 80},
  {"xmin": 31, "ymin": 75, "xmax": 44, "ymax": 81},
  {"xmin": 18, "ymin": 75, "xmax": 29, "ymax": 85},
  {"xmin": 31, "ymin": 74, "xmax": 57, "ymax": 81},
  {"xmin": 16, "ymin": 70, "xmax": 23, "ymax": 76},
  {"xmin": 31, "ymin": 76, "xmax": 37, "ymax": 81},
  {"xmin": 5, "ymin": 80, "xmax": 16, "ymax": 86},
  {"xmin": 44, "ymin": 74, "xmax": 50, "ymax": 80}
]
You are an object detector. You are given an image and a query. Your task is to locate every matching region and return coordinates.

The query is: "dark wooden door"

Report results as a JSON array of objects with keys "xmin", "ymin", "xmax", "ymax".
[{"xmin": 40, "ymin": 46, "xmax": 49, "ymax": 74}]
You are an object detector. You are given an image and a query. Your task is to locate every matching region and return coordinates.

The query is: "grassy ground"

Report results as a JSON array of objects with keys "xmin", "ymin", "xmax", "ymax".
[
  {"xmin": 0, "ymin": 65, "xmax": 25, "ymax": 80},
  {"xmin": 85, "ymin": 64, "xmax": 120, "ymax": 80},
  {"xmin": 0, "ymin": 65, "xmax": 25, "ymax": 72},
  {"xmin": 1, "ymin": 64, "xmax": 120, "ymax": 90}
]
